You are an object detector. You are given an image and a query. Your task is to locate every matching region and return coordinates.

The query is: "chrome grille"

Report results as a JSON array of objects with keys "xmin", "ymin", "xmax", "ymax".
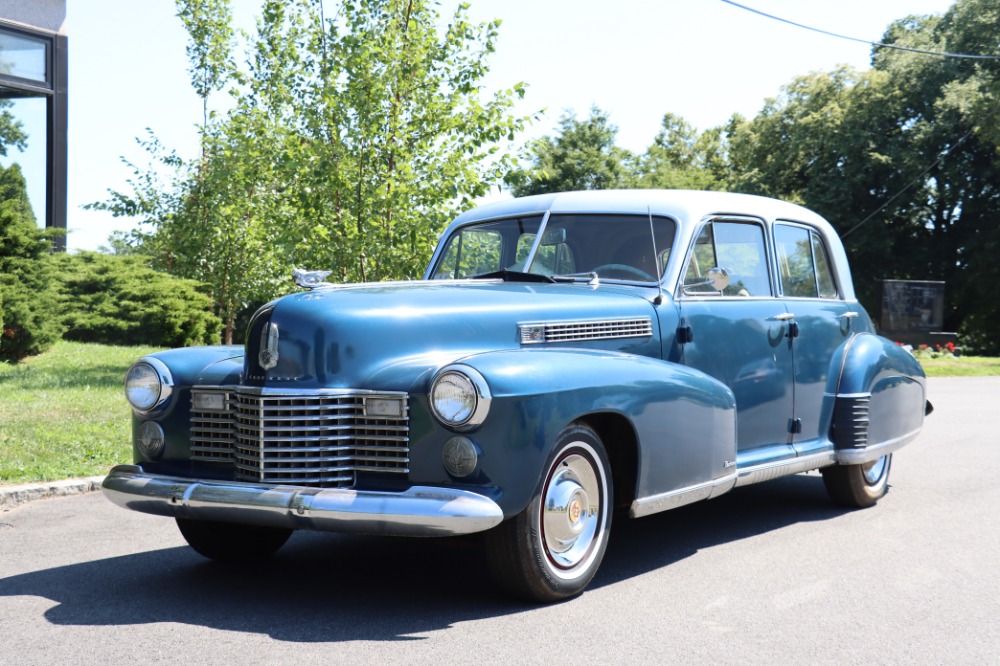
[
  {"xmin": 190, "ymin": 388, "xmax": 236, "ymax": 461},
  {"xmin": 520, "ymin": 317, "xmax": 653, "ymax": 344},
  {"xmin": 190, "ymin": 388, "xmax": 410, "ymax": 488}
]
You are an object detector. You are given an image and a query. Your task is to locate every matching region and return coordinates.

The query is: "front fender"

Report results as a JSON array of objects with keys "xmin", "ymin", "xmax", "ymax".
[
  {"xmin": 447, "ymin": 349, "xmax": 736, "ymax": 516},
  {"xmin": 129, "ymin": 346, "xmax": 243, "ymax": 471},
  {"xmin": 829, "ymin": 333, "xmax": 927, "ymax": 463}
]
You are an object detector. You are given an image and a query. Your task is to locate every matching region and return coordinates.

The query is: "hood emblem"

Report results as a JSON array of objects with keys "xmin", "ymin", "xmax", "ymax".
[
  {"xmin": 259, "ymin": 322, "xmax": 279, "ymax": 370},
  {"xmin": 293, "ymin": 268, "xmax": 332, "ymax": 289}
]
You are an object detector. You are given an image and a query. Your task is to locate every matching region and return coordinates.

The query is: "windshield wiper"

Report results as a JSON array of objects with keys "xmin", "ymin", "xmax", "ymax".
[{"xmin": 470, "ymin": 269, "xmax": 556, "ymax": 284}]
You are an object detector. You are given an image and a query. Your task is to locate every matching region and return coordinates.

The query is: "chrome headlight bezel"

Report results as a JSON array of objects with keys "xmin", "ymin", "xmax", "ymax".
[
  {"xmin": 429, "ymin": 365, "xmax": 491, "ymax": 431},
  {"xmin": 124, "ymin": 358, "xmax": 174, "ymax": 414}
]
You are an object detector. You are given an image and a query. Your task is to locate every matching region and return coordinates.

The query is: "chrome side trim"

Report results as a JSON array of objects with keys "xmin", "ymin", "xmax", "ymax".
[
  {"xmin": 102, "ymin": 465, "xmax": 503, "ymax": 537},
  {"xmin": 735, "ymin": 450, "xmax": 836, "ymax": 487},
  {"xmin": 629, "ymin": 473, "xmax": 737, "ymax": 518},
  {"xmin": 835, "ymin": 429, "xmax": 921, "ymax": 465}
]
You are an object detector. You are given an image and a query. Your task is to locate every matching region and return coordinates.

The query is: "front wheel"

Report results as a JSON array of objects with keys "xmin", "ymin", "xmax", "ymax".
[
  {"xmin": 175, "ymin": 518, "xmax": 293, "ymax": 561},
  {"xmin": 485, "ymin": 424, "xmax": 613, "ymax": 602},
  {"xmin": 821, "ymin": 454, "xmax": 892, "ymax": 508}
]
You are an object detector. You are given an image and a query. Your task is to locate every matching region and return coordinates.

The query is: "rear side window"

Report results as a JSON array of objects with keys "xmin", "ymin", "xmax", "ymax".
[{"xmin": 774, "ymin": 224, "xmax": 839, "ymax": 299}]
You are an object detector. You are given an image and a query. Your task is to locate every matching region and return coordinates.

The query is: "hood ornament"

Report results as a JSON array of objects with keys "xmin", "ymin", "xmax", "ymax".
[
  {"xmin": 259, "ymin": 322, "xmax": 279, "ymax": 371},
  {"xmin": 293, "ymin": 268, "xmax": 332, "ymax": 289}
]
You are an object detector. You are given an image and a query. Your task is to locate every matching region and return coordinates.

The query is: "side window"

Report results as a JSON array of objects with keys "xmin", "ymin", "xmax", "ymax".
[
  {"xmin": 775, "ymin": 224, "xmax": 839, "ymax": 299},
  {"xmin": 682, "ymin": 221, "xmax": 771, "ymax": 297},
  {"xmin": 812, "ymin": 233, "xmax": 838, "ymax": 298},
  {"xmin": 435, "ymin": 229, "xmax": 503, "ymax": 278}
]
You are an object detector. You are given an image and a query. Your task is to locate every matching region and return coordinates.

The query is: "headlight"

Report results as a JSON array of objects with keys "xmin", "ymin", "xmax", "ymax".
[
  {"xmin": 430, "ymin": 366, "xmax": 491, "ymax": 430},
  {"xmin": 124, "ymin": 358, "xmax": 173, "ymax": 413}
]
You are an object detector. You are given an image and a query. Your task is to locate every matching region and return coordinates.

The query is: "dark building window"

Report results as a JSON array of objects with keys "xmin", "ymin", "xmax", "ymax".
[{"xmin": 0, "ymin": 21, "xmax": 67, "ymax": 250}]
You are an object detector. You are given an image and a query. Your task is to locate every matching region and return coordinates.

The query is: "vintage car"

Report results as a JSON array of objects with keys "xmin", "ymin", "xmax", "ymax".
[{"xmin": 103, "ymin": 190, "xmax": 930, "ymax": 602}]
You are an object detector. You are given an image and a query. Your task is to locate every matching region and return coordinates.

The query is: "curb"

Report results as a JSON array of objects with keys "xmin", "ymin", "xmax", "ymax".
[{"xmin": 0, "ymin": 476, "xmax": 105, "ymax": 510}]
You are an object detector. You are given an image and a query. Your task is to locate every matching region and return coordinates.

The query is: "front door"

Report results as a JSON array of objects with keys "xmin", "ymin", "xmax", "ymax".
[{"xmin": 676, "ymin": 219, "xmax": 796, "ymax": 467}]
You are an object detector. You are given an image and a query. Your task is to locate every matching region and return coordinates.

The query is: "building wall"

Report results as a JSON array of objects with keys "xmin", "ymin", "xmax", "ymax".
[{"xmin": 0, "ymin": 0, "xmax": 66, "ymax": 35}]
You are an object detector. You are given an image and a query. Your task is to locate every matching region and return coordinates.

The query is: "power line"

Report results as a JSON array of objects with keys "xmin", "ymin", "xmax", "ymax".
[
  {"xmin": 721, "ymin": 0, "xmax": 1000, "ymax": 61},
  {"xmin": 841, "ymin": 127, "xmax": 977, "ymax": 238}
]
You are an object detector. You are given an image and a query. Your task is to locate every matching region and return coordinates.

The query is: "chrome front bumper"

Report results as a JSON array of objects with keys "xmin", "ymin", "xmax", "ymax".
[{"xmin": 102, "ymin": 465, "xmax": 504, "ymax": 537}]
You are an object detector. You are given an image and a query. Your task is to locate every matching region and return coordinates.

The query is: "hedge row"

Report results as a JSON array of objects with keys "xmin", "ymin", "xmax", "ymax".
[{"xmin": 1, "ymin": 252, "xmax": 224, "ymax": 363}]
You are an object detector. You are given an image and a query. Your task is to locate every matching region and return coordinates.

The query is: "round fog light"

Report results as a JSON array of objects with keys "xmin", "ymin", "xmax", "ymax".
[
  {"xmin": 137, "ymin": 421, "xmax": 165, "ymax": 459},
  {"xmin": 443, "ymin": 436, "xmax": 479, "ymax": 478}
]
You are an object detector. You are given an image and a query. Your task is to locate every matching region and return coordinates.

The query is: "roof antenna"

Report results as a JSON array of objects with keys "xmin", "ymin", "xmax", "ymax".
[{"xmin": 648, "ymin": 206, "xmax": 665, "ymax": 305}]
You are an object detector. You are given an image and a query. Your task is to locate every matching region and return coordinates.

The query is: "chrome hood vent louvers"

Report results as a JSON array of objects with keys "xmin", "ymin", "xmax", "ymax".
[{"xmin": 519, "ymin": 317, "xmax": 653, "ymax": 345}]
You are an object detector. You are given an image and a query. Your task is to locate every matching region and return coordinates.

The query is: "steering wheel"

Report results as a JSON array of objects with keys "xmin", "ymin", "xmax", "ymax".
[{"xmin": 592, "ymin": 263, "xmax": 656, "ymax": 281}]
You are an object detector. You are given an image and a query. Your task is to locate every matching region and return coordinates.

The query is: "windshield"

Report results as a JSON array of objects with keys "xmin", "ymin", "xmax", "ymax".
[{"xmin": 432, "ymin": 213, "xmax": 676, "ymax": 284}]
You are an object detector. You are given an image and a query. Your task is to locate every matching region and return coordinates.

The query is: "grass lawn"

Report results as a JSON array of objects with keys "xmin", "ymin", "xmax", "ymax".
[
  {"xmin": 918, "ymin": 355, "xmax": 1000, "ymax": 377},
  {"xmin": 0, "ymin": 340, "xmax": 162, "ymax": 484}
]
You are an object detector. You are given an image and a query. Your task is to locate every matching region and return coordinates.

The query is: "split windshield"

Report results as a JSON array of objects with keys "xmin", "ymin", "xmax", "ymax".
[{"xmin": 432, "ymin": 213, "xmax": 676, "ymax": 284}]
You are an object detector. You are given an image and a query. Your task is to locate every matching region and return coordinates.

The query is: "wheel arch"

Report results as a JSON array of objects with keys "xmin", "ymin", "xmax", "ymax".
[{"xmin": 576, "ymin": 412, "xmax": 639, "ymax": 512}]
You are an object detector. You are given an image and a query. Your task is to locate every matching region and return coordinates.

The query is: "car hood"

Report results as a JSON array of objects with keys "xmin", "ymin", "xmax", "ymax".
[{"xmin": 242, "ymin": 280, "xmax": 660, "ymax": 391}]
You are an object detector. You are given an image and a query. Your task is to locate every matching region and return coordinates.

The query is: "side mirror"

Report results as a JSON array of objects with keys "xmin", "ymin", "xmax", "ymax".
[{"xmin": 707, "ymin": 267, "xmax": 730, "ymax": 291}]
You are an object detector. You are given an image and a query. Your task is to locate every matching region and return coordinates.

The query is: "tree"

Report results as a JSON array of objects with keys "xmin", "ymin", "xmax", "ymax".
[
  {"xmin": 505, "ymin": 106, "xmax": 634, "ymax": 196},
  {"xmin": 0, "ymin": 163, "xmax": 63, "ymax": 362},
  {"xmin": 634, "ymin": 113, "xmax": 727, "ymax": 191},
  {"xmin": 94, "ymin": 0, "xmax": 528, "ymax": 343},
  {"xmin": 176, "ymin": 0, "xmax": 235, "ymax": 128},
  {"xmin": 724, "ymin": 0, "xmax": 1000, "ymax": 351},
  {"xmin": 0, "ymin": 98, "xmax": 28, "ymax": 157}
]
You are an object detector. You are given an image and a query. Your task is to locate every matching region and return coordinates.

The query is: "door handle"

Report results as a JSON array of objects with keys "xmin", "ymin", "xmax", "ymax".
[
  {"xmin": 770, "ymin": 312, "xmax": 796, "ymax": 321},
  {"xmin": 840, "ymin": 312, "xmax": 858, "ymax": 319}
]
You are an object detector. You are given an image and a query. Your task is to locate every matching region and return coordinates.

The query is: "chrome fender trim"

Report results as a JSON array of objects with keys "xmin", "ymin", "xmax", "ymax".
[
  {"xmin": 834, "ymin": 428, "xmax": 922, "ymax": 465},
  {"xmin": 102, "ymin": 465, "xmax": 503, "ymax": 537},
  {"xmin": 629, "ymin": 473, "xmax": 737, "ymax": 518},
  {"xmin": 735, "ymin": 450, "xmax": 837, "ymax": 488}
]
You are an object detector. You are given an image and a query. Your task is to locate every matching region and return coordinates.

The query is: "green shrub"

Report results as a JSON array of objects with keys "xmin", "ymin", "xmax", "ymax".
[
  {"xmin": 0, "ymin": 258, "xmax": 66, "ymax": 362},
  {"xmin": 51, "ymin": 252, "xmax": 223, "ymax": 347},
  {"xmin": 0, "ymin": 165, "xmax": 66, "ymax": 363}
]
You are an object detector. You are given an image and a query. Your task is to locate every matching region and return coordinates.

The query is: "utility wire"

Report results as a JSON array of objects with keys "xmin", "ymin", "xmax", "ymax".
[
  {"xmin": 721, "ymin": 0, "xmax": 1000, "ymax": 61},
  {"xmin": 841, "ymin": 126, "xmax": 977, "ymax": 238}
]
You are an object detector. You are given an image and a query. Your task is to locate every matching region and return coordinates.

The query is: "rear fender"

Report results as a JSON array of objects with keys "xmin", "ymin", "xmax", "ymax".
[{"xmin": 828, "ymin": 333, "xmax": 927, "ymax": 464}]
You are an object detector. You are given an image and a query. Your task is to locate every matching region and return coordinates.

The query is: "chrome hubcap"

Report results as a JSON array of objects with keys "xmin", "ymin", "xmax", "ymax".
[
  {"xmin": 862, "ymin": 455, "xmax": 888, "ymax": 485},
  {"xmin": 542, "ymin": 451, "xmax": 601, "ymax": 570}
]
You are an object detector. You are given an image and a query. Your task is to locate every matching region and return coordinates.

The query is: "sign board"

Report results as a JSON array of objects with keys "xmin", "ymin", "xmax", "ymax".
[{"xmin": 879, "ymin": 280, "xmax": 946, "ymax": 334}]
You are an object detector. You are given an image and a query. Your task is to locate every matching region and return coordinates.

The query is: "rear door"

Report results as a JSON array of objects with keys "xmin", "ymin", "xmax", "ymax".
[{"xmin": 773, "ymin": 222, "xmax": 854, "ymax": 456}]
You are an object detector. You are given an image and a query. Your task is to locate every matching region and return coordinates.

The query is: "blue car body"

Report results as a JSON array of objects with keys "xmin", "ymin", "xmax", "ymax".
[{"xmin": 104, "ymin": 190, "xmax": 928, "ymax": 600}]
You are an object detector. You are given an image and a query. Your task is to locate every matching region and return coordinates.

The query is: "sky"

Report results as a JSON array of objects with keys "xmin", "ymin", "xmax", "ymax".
[{"xmin": 51, "ymin": 0, "xmax": 958, "ymax": 252}]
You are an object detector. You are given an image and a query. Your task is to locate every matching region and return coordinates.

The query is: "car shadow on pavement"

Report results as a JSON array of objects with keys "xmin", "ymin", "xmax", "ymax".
[{"xmin": 0, "ymin": 473, "xmax": 849, "ymax": 642}]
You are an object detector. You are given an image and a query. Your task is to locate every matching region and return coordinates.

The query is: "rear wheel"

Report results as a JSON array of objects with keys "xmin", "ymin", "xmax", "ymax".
[
  {"xmin": 822, "ymin": 454, "xmax": 892, "ymax": 508},
  {"xmin": 175, "ymin": 518, "xmax": 292, "ymax": 561},
  {"xmin": 486, "ymin": 424, "xmax": 612, "ymax": 602}
]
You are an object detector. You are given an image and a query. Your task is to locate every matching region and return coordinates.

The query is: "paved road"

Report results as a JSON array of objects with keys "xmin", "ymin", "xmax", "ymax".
[{"xmin": 2, "ymin": 377, "xmax": 998, "ymax": 665}]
